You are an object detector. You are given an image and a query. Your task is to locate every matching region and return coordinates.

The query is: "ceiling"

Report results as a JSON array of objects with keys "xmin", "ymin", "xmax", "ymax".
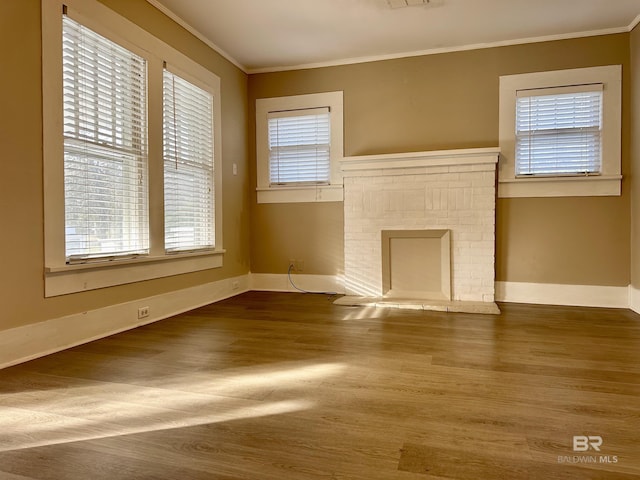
[{"xmin": 147, "ymin": 0, "xmax": 640, "ymax": 73}]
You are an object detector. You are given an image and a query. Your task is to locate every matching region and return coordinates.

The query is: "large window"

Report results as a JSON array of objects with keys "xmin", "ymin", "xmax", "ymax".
[
  {"xmin": 498, "ymin": 66, "xmax": 621, "ymax": 198},
  {"xmin": 256, "ymin": 91, "xmax": 343, "ymax": 203},
  {"xmin": 43, "ymin": 0, "xmax": 223, "ymax": 296},
  {"xmin": 62, "ymin": 15, "xmax": 149, "ymax": 261},
  {"xmin": 163, "ymin": 68, "xmax": 215, "ymax": 253}
]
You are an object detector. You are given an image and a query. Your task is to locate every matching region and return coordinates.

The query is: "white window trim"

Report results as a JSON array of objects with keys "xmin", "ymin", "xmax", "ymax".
[
  {"xmin": 42, "ymin": 0, "xmax": 223, "ymax": 297},
  {"xmin": 498, "ymin": 65, "xmax": 622, "ymax": 198},
  {"xmin": 256, "ymin": 91, "xmax": 344, "ymax": 203}
]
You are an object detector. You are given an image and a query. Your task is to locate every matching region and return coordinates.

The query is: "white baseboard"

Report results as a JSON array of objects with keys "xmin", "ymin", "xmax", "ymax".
[
  {"xmin": 630, "ymin": 285, "xmax": 640, "ymax": 314},
  {"xmin": 4, "ymin": 275, "xmax": 633, "ymax": 370},
  {"xmin": 495, "ymin": 281, "xmax": 629, "ymax": 308},
  {"xmin": 250, "ymin": 273, "xmax": 345, "ymax": 294},
  {"xmin": 0, "ymin": 274, "xmax": 250, "ymax": 370},
  {"xmin": 250, "ymin": 276, "xmax": 632, "ymax": 309}
]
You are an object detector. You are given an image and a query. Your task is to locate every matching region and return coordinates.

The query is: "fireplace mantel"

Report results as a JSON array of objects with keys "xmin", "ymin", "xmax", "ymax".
[{"xmin": 341, "ymin": 147, "xmax": 500, "ymax": 174}]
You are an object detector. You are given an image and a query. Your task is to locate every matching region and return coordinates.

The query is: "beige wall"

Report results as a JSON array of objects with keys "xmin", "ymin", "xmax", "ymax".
[
  {"xmin": 1, "ymin": 1, "xmax": 632, "ymax": 337},
  {"xmin": 252, "ymin": 203, "xmax": 344, "ymax": 276},
  {"xmin": 632, "ymin": 25, "xmax": 640, "ymax": 292},
  {"xmin": 0, "ymin": 0, "xmax": 250, "ymax": 331},
  {"xmin": 249, "ymin": 34, "xmax": 631, "ymax": 286}
]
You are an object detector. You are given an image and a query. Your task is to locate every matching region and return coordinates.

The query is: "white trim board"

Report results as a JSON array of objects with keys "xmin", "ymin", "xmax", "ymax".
[
  {"xmin": 2, "ymin": 276, "xmax": 634, "ymax": 370},
  {"xmin": 0, "ymin": 274, "xmax": 250, "ymax": 370},
  {"xmin": 630, "ymin": 285, "xmax": 640, "ymax": 314},
  {"xmin": 249, "ymin": 273, "xmax": 345, "ymax": 295},
  {"xmin": 249, "ymin": 27, "xmax": 631, "ymax": 74},
  {"xmin": 250, "ymin": 276, "xmax": 631, "ymax": 309},
  {"xmin": 495, "ymin": 281, "xmax": 629, "ymax": 309}
]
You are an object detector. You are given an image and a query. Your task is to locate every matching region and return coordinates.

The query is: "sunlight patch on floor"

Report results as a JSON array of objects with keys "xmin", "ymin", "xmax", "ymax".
[{"xmin": 0, "ymin": 361, "xmax": 346, "ymax": 452}]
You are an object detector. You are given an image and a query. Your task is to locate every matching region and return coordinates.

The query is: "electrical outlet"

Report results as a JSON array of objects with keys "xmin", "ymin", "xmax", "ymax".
[
  {"xmin": 295, "ymin": 260, "xmax": 304, "ymax": 272},
  {"xmin": 138, "ymin": 306, "xmax": 150, "ymax": 319},
  {"xmin": 289, "ymin": 259, "xmax": 296, "ymax": 271},
  {"xmin": 231, "ymin": 280, "xmax": 240, "ymax": 290}
]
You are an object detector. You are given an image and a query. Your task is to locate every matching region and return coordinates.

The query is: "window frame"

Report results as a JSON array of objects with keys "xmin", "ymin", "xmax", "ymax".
[
  {"xmin": 498, "ymin": 65, "xmax": 622, "ymax": 198},
  {"xmin": 42, "ymin": 0, "xmax": 223, "ymax": 297},
  {"xmin": 256, "ymin": 91, "xmax": 344, "ymax": 203}
]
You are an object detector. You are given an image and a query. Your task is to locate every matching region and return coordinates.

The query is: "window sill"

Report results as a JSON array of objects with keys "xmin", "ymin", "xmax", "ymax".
[
  {"xmin": 45, "ymin": 249, "xmax": 225, "ymax": 297},
  {"xmin": 498, "ymin": 175, "xmax": 622, "ymax": 198},
  {"xmin": 257, "ymin": 184, "xmax": 344, "ymax": 204}
]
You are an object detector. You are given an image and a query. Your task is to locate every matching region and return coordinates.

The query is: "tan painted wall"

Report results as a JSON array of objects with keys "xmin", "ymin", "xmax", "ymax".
[
  {"xmin": 249, "ymin": 34, "xmax": 631, "ymax": 286},
  {"xmin": 632, "ymin": 25, "xmax": 640, "ymax": 291},
  {"xmin": 0, "ymin": 0, "xmax": 250, "ymax": 331},
  {"xmin": 2, "ymin": 1, "xmax": 630, "ymax": 336}
]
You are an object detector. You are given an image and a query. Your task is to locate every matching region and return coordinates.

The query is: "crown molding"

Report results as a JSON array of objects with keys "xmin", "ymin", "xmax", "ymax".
[
  {"xmin": 249, "ymin": 26, "xmax": 631, "ymax": 73},
  {"xmin": 145, "ymin": 1, "xmax": 638, "ymax": 75},
  {"xmin": 145, "ymin": 0, "xmax": 248, "ymax": 73}
]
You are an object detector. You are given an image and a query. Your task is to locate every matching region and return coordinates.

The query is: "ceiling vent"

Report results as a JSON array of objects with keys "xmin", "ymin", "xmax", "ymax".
[{"xmin": 387, "ymin": 0, "xmax": 444, "ymax": 8}]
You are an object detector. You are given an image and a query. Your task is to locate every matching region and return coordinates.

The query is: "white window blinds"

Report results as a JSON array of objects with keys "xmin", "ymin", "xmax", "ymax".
[
  {"xmin": 163, "ymin": 68, "xmax": 215, "ymax": 252},
  {"xmin": 62, "ymin": 15, "xmax": 149, "ymax": 262},
  {"xmin": 268, "ymin": 108, "xmax": 330, "ymax": 185},
  {"xmin": 515, "ymin": 85, "xmax": 603, "ymax": 176}
]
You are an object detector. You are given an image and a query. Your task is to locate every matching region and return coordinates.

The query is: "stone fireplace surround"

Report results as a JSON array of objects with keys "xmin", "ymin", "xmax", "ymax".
[{"xmin": 337, "ymin": 147, "xmax": 500, "ymax": 314}]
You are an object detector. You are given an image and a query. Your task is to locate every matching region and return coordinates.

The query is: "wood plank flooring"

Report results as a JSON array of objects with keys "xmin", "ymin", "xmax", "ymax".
[{"xmin": 0, "ymin": 291, "xmax": 638, "ymax": 479}]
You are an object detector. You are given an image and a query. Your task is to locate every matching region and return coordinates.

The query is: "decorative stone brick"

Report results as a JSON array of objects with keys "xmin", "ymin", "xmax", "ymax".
[{"xmin": 341, "ymin": 148, "xmax": 499, "ymax": 303}]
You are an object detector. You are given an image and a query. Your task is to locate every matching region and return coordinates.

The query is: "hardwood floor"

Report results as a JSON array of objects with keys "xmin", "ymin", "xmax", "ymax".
[{"xmin": 0, "ymin": 291, "xmax": 639, "ymax": 479}]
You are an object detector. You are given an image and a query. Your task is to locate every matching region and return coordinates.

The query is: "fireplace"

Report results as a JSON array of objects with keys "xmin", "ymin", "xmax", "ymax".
[
  {"xmin": 338, "ymin": 147, "xmax": 500, "ymax": 312},
  {"xmin": 382, "ymin": 229, "xmax": 451, "ymax": 301}
]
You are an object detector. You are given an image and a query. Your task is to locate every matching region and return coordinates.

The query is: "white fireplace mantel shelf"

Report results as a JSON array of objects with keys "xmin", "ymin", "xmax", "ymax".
[{"xmin": 341, "ymin": 147, "xmax": 500, "ymax": 173}]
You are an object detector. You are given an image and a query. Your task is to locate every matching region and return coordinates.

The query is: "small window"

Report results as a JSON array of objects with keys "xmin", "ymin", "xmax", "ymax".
[
  {"xmin": 268, "ymin": 108, "xmax": 330, "ymax": 186},
  {"xmin": 498, "ymin": 66, "xmax": 621, "ymax": 198},
  {"xmin": 256, "ymin": 91, "xmax": 343, "ymax": 203},
  {"xmin": 515, "ymin": 86, "xmax": 602, "ymax": 177},
  {"xmin": 62, "ymin": 14, "xmax": 149, "ymax": 262},
  {"xmin": 163, "ymin": 68, "xmax": 215, "ymax": 253}
]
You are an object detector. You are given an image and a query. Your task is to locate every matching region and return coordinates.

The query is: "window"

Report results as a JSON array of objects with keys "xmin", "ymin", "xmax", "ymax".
[
  {"xmin": 62, "ymin": 14, "xmax": 149, "ymax": 262},
  {"xmin": 163, "ymin": 68, "xmax": 215, "ymax": 253},
  {"xmin": 43, "ymin": 0, "xmax": 223, "ymax": 296},
  {"xmin": 268, "ymin": 108, "xmax": 331, "ymax": 186},
  {"xmin": 516, "ymin": 86, "xmax": 602, "ymax": 177},
  {"xmin": 256, "ymin": 92, "xmax": 343, "ymax": 203},
  {"xmin": 498, "ymin": 66, "xmax": 621, "ymax": 198}
]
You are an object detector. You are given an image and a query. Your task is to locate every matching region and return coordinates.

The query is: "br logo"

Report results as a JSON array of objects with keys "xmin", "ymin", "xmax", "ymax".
[{"xmin": 573, "ymin": 435, "xmax": 603, "ymax": 452}]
